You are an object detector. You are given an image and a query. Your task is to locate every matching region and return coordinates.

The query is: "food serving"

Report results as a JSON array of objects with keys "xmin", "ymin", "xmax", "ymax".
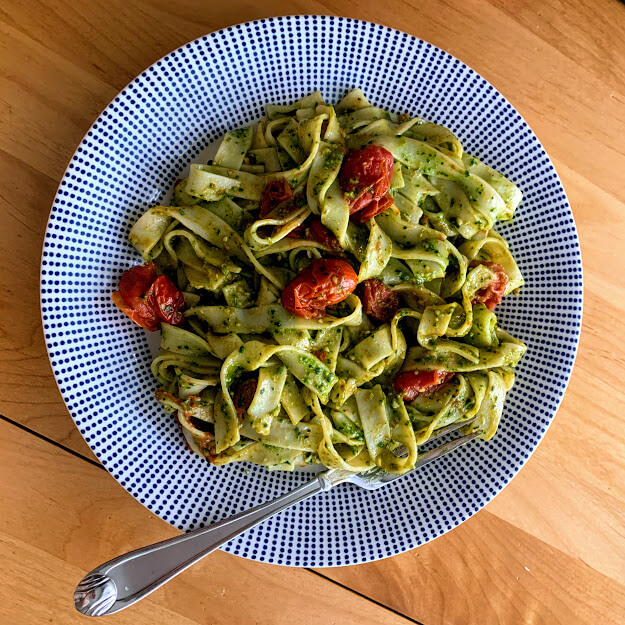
[{"xmin": 113, "ymin": 89, "xmax": 526, "ymax": 474}]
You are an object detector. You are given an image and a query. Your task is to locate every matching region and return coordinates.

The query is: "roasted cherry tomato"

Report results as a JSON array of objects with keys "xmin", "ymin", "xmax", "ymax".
[
  {"xmin": 470, "ymin": 261, "xmax": 509, "ymax": 311},
  {"xmin": 285, "ymin": 220, "xmax": 309, "ymax": 239},
  {"xmin": 112, "ymin": 290, "xmax": 160, "ymax": 331},
  {"xmin": 232, "ymin": 377, "xmax": 258, "ymax": 420},
  {"xmin": 350, "ymin": 192, "xmax": 394, "ymax": 224},
  {"xmin": 285, "ymin": 218, "xmax": 342, "ymax": 250},
  {"xmin": 113, "ymin": 263, "xmax": 185, "ymax": 331},
  {"xmin": 281, "ymin": 258, "xmax": 358, "ymax": 319},
  {"xmin": 312, "ymin": 349, "xmax": 328, "ymax": 363},
  {"xmin": 361, "ymin": 278, "xmax": 399, "ymax": 322},
  {"xmin": 146, "ymin": 275, "xmax": 185, "ymax": 325},
  {"xmin": 394, "ymin": 370, "xmax": 455, "ymax": 402},
  {"xmin": 260, "ymin": 178, "xmax": 293, "ymax": 218},
  {"xmin": 118, "ymin": 262, "xmax": 158, "ymax": 318},
  {"xmin": 339, "ymin": 145, "xmax": 394, "ymax": 221},
  {"xmin": 308, "ymin": 219, "xmax": 343, "ymax": 252}
]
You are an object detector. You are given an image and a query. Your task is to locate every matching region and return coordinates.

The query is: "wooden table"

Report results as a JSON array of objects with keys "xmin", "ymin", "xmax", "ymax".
[{"xmin": 1, "ymin": 1, "xmax": 624, "ymax": 623}]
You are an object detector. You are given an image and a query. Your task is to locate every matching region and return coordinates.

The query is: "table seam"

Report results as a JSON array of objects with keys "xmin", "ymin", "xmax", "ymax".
[{"xmin": 0, "ymin": 413, "xmax": 104, "ymax": 470}]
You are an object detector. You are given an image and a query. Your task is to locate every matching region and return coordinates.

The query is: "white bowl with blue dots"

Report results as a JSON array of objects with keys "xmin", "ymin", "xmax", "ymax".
[{"xmin": 41, "ymin": 16, "xmax": 583, "ymax": 566}]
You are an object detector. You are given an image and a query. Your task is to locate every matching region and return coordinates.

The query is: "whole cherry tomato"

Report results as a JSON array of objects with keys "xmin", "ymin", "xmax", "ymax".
[
  {"xmin": 112, "ymin": 290, "xmax": 160, "ymax": 331},
  {"xmin": 339, "ymin": 145, "xmax": 394, "ymax": 221},
  {"xmin": 146, "ymin": 275, "xmax": 185, "ymax": 325},
  {"xmin": 260, "ymin": 178, "xmax": 293, "ymax": 218},
  {"xmin": 394, "ymin": 370, "xmax": 455, "ymax": 401},
  {"xmin": 118, "ymin": 262, "xmax": 158, "ymax": 319},
  {"xmin": 281, "ymin": 258, "xmax": 358, "ymax": 319},
  {"xmin": 232, "ymin": 377, "xmax": 258, "ymax": 420},
  {"xmin": 361, "ymin": 278, "xmax": 399, "ymax": 322},
  {"xmin": 469, "ymin": 261, "xmax": 509, "ymax": 310},
  {"xmin": 113, "ymin": 264, "xmax": 185, "ymax": 331}
]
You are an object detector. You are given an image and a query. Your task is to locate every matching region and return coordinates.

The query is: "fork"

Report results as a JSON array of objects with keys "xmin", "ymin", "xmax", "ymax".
[{"xmin": 74, "ymin": 417, "xmax": 480, "ymax": 617}]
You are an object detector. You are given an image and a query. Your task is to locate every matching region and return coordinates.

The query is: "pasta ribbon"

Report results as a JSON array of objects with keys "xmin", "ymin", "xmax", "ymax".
[{"xmin": 123, "ymin": 90, "xmax": 526, "ymax": 473}]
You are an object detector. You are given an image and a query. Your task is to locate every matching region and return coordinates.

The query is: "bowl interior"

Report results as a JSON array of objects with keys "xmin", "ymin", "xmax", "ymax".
[{"xmin": 41, "ymin": 16, "xmax": 582, "ymax": 566}]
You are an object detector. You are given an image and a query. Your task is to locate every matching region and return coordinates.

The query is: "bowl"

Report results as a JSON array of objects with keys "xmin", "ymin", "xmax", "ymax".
[{"xmin": 41, "ymin": 15, "xmax": 583, "ymax": 566}]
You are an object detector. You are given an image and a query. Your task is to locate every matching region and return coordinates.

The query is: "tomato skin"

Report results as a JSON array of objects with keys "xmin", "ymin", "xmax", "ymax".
[
  {"xmin": 361, "ymin": 278, "xmax": 399, "ymax": 322},
  {"xmin": 312, "ymin": 349, "xmax": 328, "ymax": 363},
  {"xmin": 112, "ymin": 290, "xmax": 160, "ymax": 331},
  {"xmin": 339, "ymin": 146, "xmax": 394, "ymax": 221},
  {"xmin": 350, "ymin": 192, "xmax": 394, "ymax": 224},
  {"xmin": 146, "ymin": 275, "xmax": 185, "ymax": 325},
  {"xmin": 118, "ymin": 262, "xmax": 158, "ymax": 318},
  {"xmin": 113, "ymin": 264, "xmax": 185, "ymax": 330},
  {"xmin": 232, "ymin": 377, "xmax": 258, "ymax": 420},
  {"xmin": 285, "ymin": 218, "xmax": 343, "ymax": 251},
  {"xmin": 285, "ymin": 220, "xmax": 308, "ymax": 239},
  {"xmin": 260, "ymin": 178, "xmax": 293, "ymax": 218},
  {"xmin": 470, "ymin": 261, "xmax": 509, "ymax": 310},
  {"xmin": 281, "ymin": 258, "xmax": 358, "ymax": 319},
  {"xmin": 307, "ymin": 219, "xmax": 343, "ymax": 252},
  {"xmin": 394, "ymin": 370, "xmax": 454, "ymax": 401}
]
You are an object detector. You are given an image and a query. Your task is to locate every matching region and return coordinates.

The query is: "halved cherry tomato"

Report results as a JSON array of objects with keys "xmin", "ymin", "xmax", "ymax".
[
  {"xmin": 339, "ymin": 145, "xmax": 394, "ymax": 221},
  {"xmin": 361, "ymin": 278, "xmax": 399, "ymax": 322},
  {"xmin": 308, "ymin": 219, "xmax": 343, "ymax": 252},
  {"xmin": 260, "ymin": 178, "xmax": 293, "ymax": 218},
  {"xmin": 470, "ymin": 261, "xmax": 509, "ymax": 310},
  {"xmin": 394, "ymin": 370, "xmax": 455, "ymax": 402},
  {"xmin": 146, "ymin": 275, "xmax": 185, "ymax": 325},
  {"xmin": 112, "ymin": 290, "xmax": 160, "ymax": 331},
  {"xmin": 232, "ymin": 377, "xmax": 258, "ymax": 420},
  {"xmin": 281, "ymin": 258, "xmax": 358, "ymax": 319}
]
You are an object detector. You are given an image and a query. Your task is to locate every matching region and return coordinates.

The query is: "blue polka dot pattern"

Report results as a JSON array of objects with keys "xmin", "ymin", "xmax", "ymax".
[{"xmin": 40, "ymin": 16, "xmax": 582, "ymax": 566}]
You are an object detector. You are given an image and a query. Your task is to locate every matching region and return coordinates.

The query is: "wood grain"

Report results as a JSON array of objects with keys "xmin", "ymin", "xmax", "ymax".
[
  {"xmin": 317, "ymin": 510, "xmax": 625, "ymax": 625},
  {"xmin": 0, "ymin": 420, "xmax": 413, "ymax": 625},
  {"xmin": 1, "ymin": 0, "xmax": 625, "ymax": 623},
  {"xmin": 0, "ymin": 534, "xmax": 200, "ymax": 625},
  {"xmin": 0, "ymin": 151, "xmax": 96, "ymax": 459}
]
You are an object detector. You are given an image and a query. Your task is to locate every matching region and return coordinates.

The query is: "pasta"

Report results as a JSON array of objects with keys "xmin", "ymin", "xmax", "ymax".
[{"xmin": 121, "ymin": 89, "xmax": 526, "ymax": 474}]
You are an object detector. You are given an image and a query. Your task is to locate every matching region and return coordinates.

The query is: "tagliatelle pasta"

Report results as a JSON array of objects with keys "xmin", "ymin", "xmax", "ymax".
[{"xmin": 120, "ymin": 89, "xmax": 526, "ymax": 474}]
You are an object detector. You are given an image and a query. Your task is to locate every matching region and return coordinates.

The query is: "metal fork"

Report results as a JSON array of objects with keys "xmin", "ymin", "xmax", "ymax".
[{"xmin": 74, "ymin": 418, "xmax": 480, "ymax": 617}]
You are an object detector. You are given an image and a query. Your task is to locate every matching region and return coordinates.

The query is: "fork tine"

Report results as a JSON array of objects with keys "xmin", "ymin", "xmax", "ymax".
[{"xmin": 413, "ymin": 429, "xmax": 482, "ymax": 470}]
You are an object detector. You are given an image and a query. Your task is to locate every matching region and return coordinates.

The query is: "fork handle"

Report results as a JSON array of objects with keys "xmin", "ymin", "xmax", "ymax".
[{"xmin": 74, "ymin": 473, "xmax": 329, "ymax": 617}]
